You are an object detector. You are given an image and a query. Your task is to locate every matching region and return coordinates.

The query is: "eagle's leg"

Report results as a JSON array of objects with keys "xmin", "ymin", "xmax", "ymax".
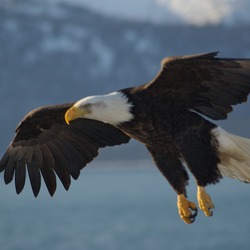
[
  {"xmin": 197, "ymin": 186, "xmax": 214, "ymax": 216},
  {"xmin": 177, "ymin": 194, "xmax": 197, "ymax": 224},
  {"xmin": 146, "ymin": 146, "xmax": 197, "ymax": 224}
]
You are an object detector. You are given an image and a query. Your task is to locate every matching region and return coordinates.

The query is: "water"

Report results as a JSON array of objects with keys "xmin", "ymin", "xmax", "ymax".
[{"xmin": 0, "ymin": 160, "xmax": 249, "ymax": 250}]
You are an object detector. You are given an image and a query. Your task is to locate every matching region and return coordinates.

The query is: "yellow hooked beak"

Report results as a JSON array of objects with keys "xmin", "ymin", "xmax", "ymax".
[{"xmin": 65, "ymin": 107, "xmax": 84, "ymax": 125}]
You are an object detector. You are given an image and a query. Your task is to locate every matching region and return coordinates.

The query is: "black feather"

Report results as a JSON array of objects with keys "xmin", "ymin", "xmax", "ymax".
[
  {"xmin": 0, "ymin": 103, "xmax": 130, "ymax": 196},
  {"xmin": 15, "ymin": 161, "xmax": 26, "ymax": 194}
]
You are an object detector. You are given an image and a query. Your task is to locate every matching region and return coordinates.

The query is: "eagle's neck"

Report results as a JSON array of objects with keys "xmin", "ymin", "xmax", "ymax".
[{"xmin": 101, "ymin": 91, "xmax": 134, "ymax": 125}]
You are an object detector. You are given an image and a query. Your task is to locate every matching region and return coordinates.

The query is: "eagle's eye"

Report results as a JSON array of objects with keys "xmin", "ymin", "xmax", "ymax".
[{"xmin": 82, "ymin": 103, "xmax": 92, "ymax": 109}]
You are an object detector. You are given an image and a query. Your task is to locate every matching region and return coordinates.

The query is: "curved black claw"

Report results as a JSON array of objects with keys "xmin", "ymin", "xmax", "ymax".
[
  {"xmin": 177, "ymin": 194, "xmax": 198, "ymax": 224},
  {"xmin": 189, "ymin": 207, "xmax": 198, "ymax": 223},
  {"xmin": 190, "ymin": 206, "xmax": 198, "ymax": 218}
]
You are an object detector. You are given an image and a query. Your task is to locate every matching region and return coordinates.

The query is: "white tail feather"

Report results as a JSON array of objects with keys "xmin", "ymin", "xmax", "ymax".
[{"xmin": 212, "ymin": 127, "xmax": 250, "ymax": 183}]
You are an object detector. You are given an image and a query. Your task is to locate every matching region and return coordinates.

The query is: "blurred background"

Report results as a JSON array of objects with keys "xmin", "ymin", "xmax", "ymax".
[{"xmin": 0, "ymin": 0, "xmax": 250, "ymax": 249}]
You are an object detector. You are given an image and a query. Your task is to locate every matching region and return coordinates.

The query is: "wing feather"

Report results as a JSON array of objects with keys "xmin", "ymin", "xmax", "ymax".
[
  {"xmin": 39, "ymin": 145, "xmax": 57, "ymax": 196},
  {"xmin": 27, "ymin": 162, "xmax": 41, "ymax": 197},
  {"xmin": 46, "ymin": 141, "xmax": 72, "ymax": 191},
  {"xmin": 4, "ymin": 154, "xmax": 15, "ymax": 184},
  {"xmin": 26, "ymin": 146, "xmax": 43, "ymax": 196},
  {"xmin": 15, "ymin": 160, "xmax": 26, "ymax": 194},
  {"xmin": 145, "ymin": 52, "xmax": 250, "ymax": 120},
  {"xmin": 52, "ymin": 138, "xmax": 81, "ymax": 180},
  {"xmin": 0, "ymin": 103, "xmax": 130, "ymax": 196}
]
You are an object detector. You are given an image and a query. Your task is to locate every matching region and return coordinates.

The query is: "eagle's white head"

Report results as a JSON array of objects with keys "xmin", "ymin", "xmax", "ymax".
[{"xmin": 65, "ymin": 91, "xmax": 134, "ymax": 126}]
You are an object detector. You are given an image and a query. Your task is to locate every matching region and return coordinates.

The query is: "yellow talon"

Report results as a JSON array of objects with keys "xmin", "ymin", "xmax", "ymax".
[
  {"xmin": 197, "ymin": 186, "xmax": 215, "ymax": 217},
  {"xmin": 177, "ymin": 194, "xmax": 198, "ymax": 224}
]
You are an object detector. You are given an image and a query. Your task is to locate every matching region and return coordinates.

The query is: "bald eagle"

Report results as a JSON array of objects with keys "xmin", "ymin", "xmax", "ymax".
[{"xmin": 1, "ymin": 52, "xmax": 250, "ymax": 224}]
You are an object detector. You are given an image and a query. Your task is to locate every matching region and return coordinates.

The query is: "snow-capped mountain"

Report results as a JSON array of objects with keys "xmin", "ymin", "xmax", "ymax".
[
  {"xmin": 0, "ymin": 0, "xmax": 249, "ymax": 159},
  {"xmin": 40, "ymin": 0, "xmax": 250, "ymax": 26}
]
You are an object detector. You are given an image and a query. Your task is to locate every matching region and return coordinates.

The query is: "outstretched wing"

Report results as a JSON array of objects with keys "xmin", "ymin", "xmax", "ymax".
[
  {"xmin": 145, "ymin": 52, "xmax": 250, "ymax": 120},
  {"xmin": 0, "ymin": 103, "xmax": 130, "ymax": 197}
]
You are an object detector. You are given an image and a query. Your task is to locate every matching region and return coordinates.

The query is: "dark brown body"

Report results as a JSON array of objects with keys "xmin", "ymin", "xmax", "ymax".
[{"xmin": 119, "ymin": 89, "xmax": 221, "ymax": 195}]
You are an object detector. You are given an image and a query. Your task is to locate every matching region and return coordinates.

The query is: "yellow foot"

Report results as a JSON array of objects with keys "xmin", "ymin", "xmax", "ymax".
[
  {"xmin": 197, "ymin": 186, "xmax": 215, "ymax": 217},
  {"xmin": 177, "ymin": 194, "xmax": 197, "ymax": 224}
]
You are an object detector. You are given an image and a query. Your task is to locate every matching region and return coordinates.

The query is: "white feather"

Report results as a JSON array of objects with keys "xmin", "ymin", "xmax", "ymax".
[
  {"xmin": 212, "ymin": 127, "xmax": 250, "ymax": 182},
  {"xmin": 74, "ymin": 91, "xmax": 134, "ymax": 125}
]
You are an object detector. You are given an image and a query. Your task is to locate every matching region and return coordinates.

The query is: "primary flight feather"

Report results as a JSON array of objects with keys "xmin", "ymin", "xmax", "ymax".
[{"xmin": 1, "ymin": 52, "xmax": 250, "ymax": 224}]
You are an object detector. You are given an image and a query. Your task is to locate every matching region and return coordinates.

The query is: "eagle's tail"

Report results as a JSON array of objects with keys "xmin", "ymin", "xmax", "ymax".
[{"xmin": 212, "ymin": 127, "xmax": 250, "ymax": 183}]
